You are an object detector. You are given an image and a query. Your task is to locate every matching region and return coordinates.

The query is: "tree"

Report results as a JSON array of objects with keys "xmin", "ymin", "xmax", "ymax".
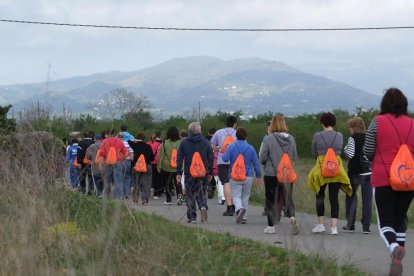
[
  {"xmin": 95, "ymin": 88, "xmax": 153, "ymax": 121},
  {"xmin": 0, "ymin": 105, "xmax": 16, "ymax": 134}
]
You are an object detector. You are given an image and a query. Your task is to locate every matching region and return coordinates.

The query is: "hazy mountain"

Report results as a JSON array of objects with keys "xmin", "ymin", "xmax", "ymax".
[{"xmin": 0, "ymin": 56, "xmax": 388, "ymax": 117}]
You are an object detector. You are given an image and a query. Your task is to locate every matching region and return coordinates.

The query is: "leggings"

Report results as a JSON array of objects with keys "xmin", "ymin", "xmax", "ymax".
[
  {"xmin": 316, "ymin": 182, "xmax": 340, "ymax": 218},
  {"xmin": 374, "ymin": 186, "xmax": 414, "ymax": 252}
]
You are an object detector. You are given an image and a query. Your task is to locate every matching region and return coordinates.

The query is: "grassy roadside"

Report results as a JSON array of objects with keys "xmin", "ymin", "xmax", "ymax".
[{"xmin": 0, "ymin": 186, "xmax": 367, "ymax": 275}]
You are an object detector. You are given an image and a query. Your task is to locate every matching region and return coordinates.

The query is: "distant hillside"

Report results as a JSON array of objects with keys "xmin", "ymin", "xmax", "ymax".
[{"xmin": 0, "ymin": 56, "xmax": 387, "ymax": 116}]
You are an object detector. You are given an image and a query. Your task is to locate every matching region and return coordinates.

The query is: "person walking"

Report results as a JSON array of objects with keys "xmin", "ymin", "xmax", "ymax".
[
  {"xmin": 118, "ymin": 132, "xmax": 134, "ymax": 199},
  {"xmin": 210, "ymin": 115, "xmax": 238, "ymax": 216},
  {"xmin": 66, "ymin": 138, "xmax": 79, "ymax": 189},
  {"xmin": 308, "ymin": 112, "xmax": 352, "ymax": 235},
  {"xmin": 364, "ymin": 87, "xmax": 414, "ymax": 276},
  {"xmin": 77, "ymin": 131, "xmax": 95, "ymax": 195},
  {"xmin": 85, "ymin": 134, "xmax": 104, "ymax": 197},
  {"xmin": 343, "ymin": 117, "xmax": 372, "ymax": 234},
  {"xmin": 176, "ymin": 122, "xmax": 213, "ymax": 224},
  {"xmin": 259, "ymin": 115, "xmax": 300, "ymax": 234},
  {"xmin": 98, "ymin": 130, "xmax": 128, "ymax": 199},
  {"xmin": 129, "ymin": 133, "xmax": 154, "ymax": 205},
  {"xmin": 157, "ymin": 127, "xmax": 181, "ymax": 205},
  {"xmin": 222, "ymin": 127, "xmax": 261, "ymax": 224},
  {"xmin": 148, "ymin": 134, "xmax": 162, "ymax": 199}
]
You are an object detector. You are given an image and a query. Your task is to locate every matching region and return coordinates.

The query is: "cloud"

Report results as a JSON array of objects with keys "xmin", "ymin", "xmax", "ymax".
[{"xmin": 1, "ymin": 0, "xmax": 414, "ymax": 98}]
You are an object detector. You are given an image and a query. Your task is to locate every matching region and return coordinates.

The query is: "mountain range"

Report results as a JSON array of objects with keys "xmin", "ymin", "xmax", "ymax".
[{"xmin": 0, "ymin": 56, "xmax": 388, "ymax": 117}]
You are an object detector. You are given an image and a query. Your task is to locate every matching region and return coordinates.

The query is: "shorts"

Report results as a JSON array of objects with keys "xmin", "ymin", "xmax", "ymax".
[{"xmin": 218, "ymin": 164, "xmax": 230, "ymax": 184}]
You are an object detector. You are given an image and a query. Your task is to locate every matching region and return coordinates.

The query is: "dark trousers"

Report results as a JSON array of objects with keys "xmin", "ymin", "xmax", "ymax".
[
  {"xmin": 316, "ymin": 182, "xmax": 340, "ymax": 218},
  {"xmin": 79, "ymin": 164, "xmax": 93, "ymax": 194},
  {"xmin": 374, "ymin": 186, "xmax": 414, "ymax": 249},
  {"xmin": 152, "ymin": 164, "xmax": 163, "ymax": 197},
  {"xmin": 132, "ymin": 165, "xmax": 152, "ymax": 204},
  {"xmin": 264, "ymin": 176, "xmax": 295, "ymax": 226},
  {"xmin": 160, "ymin": 170, "xmax": 177, "ymax": 203},
  {"xmin": 345, "ymin": 174, "xmax": 372, "ymax": 227},
  {"xmin": 185, "ymin": 176, "xmax": 207, "ymax": 221}
]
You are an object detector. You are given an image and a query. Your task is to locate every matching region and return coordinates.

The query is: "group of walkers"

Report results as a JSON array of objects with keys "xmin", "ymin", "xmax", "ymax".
[{"xmin": 65, "ymin": 87, "xmax": 414, "ymax": 276}]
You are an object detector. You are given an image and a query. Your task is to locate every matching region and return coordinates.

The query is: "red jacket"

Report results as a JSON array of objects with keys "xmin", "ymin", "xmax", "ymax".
[{"xmin": 371, "ymin": 114, "xmax": 414, "ymax": 187}]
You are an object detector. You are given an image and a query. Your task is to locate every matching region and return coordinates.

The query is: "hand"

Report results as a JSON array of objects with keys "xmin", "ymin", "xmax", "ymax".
[
  {"xmin": 254, "ymin": 178, "xmax": 262, "ymax": 186},
  {"xmin": 176, "ymin": 175, "xmax": 182, "ymax": 183},
  {"xmin": 208, "ymin": 175, "xmax": 212, "ymax": 182},
  {"xmin": 157, "ymin": 169, "xmax": 161, "ymax": 173}
]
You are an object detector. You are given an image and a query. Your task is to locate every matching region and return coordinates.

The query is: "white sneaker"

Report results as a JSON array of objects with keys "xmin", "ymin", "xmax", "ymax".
[
  {"xmin": 330, "ymin": 226, "xmax": 338, "ymax": 235},
  {"xmin": 312, "ymin": 224, "xmax": 326, "ymax": 233},
  {"xmin": 153, "ymin": 196, "xmax": 159, "ymax": 200},
  {"xmin": 264, "ymin": 226, "xmax": 276, "ymax": 234},
  {"xmin": 163, "ymin": 201, "xmax": 172, "ymax": 205}
]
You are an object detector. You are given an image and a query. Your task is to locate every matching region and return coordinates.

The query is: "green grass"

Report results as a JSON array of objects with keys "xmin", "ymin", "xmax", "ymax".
[{"xmin": 0, "ymin": 186, "xmax": 367, "ymax": 275}]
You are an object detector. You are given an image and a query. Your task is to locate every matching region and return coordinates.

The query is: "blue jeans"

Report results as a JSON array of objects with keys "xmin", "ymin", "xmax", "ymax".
[
  {"xmin": 122, "ymin": 159, "xmax": 132, "ymax": 197},
  {"xmin": 69, "ymin": 163, "xmax": 79, "ymax": 188},
  {"xmin": 185, "ymin": 176, "xmax": 207, "ymax": 221},
  {"xmin": 103, "ymin": 163, "xmax": 123, "ymax": 199},
  {"xmin": 231, "ymin": 177, "xmax": 253, "ymax": 220}
]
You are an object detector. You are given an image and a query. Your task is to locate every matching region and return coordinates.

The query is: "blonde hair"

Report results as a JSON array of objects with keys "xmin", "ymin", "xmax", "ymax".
[
  {"xmin": 347, "ymin": 117, "xmax": 366, "ymax": 134},
  {"xmin": 269, "ymin": 115, "xmax": 288, "ymax": 133}
]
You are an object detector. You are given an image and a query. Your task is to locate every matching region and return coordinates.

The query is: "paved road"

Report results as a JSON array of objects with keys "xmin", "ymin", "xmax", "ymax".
[{"xmin": 128, "ymin": 196, "xmax": 413, "ymax": 276}]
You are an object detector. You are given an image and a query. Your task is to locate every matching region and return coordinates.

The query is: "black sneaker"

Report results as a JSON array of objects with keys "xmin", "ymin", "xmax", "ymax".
[
  {"xmin": 223, "ymin": 208, "xmax": 235, "ymax": 216},
  {"xmin": 241, "ymin": 219, "xmax": 247, "ymax": 224},
  {"xmin": 363, "ymin": 226, "xmax": 371, "ymax": 234},
  {"xmin": 342, "ymin": 225, "xmax": 355, "ymax": 232}
]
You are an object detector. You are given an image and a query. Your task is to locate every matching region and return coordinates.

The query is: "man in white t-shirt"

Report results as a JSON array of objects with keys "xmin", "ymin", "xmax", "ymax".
[{"xmin": 210, "ymin": 115, "xmax": 237, "ymax": 216}]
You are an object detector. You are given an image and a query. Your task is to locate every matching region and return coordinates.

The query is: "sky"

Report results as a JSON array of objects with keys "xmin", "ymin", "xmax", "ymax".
[{"xmin": 1, "ymin": 0, "xmax": 414, "ymax": 98}]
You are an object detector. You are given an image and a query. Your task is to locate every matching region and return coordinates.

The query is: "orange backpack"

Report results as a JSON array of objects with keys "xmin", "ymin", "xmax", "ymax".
[
  {"xmin": 94, "ymin": 148, "xmax": 103, "ymax": 164},
  {"xmin": 106, "ymin": 146, "xmax": 117, "ymax": 165},
  {"xmin": 134, "ymin": 154, "xmax": 147, "ymax": 173},
  {"xmin": 83, "ymin": 156, "xmax": 91, "ymax": 165},
  {"xmin": 73, "ymin": 157, "xmax": 81, "ymax": 168},
  {"xmin": 320, "ymin": 132, "xmax": 340, "ymax": 178},
  {"xmin": 221, "ymin": 130, "xmax": 235, "ymax": 153},
  {"xmin": 230, "ymin": 145, "xmax": 249, "ymax": 181},
  {"xmin": 273, "ymin": 135, "xmax": 297, "ymax": 183},
  {"xmin": 382, "ymin": 117, "xmax": 414, "ymax": 191},
  {"xmin": 190, "ymin": 152, "xmax": 206, "ymax": 178},
  {"xmin": 277, "ymin": 153, "xmax": 297, "ymax": 183},
  {"xmin": 170, "ymin": 148, "xmax": 177, "ymax": 169}
]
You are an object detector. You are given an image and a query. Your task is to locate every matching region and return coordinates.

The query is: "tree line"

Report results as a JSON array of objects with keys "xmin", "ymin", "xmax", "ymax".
[{"xmin": 3, "ymin": 88, "xmax": 411, "ymax": 157}]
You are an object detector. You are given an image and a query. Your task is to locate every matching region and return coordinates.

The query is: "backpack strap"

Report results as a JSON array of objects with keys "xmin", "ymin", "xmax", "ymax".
[
  {"xmin": 376, "ymin": 115, "xmax": 413, "ymax": 179},
  {"xmin": 273, "ymin": 133, "xmax": 291, "ymax": 154},
  {"xmin": 268, "ymin": 134, "xmax": 291, "ymax": 170},
  {"xmin": 319, "ymin": 131, "xmax": 338, "ymax": 148},
  {"xmin": 234, "ymin": 143, "xmax": 251, "ymax": 171},
  {"xmin": 384, "ymin": 115, "xmax": 413, "ymax": 145}
]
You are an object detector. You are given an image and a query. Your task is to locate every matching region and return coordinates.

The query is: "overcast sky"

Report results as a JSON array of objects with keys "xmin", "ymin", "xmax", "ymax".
[{"xmin": 1, "ymin": 0, "xmax": 414, "ymax": 97}]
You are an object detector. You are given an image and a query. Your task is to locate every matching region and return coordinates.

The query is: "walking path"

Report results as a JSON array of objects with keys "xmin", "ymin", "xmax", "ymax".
[{"xmin": 129, "ymin": 196, "xmax": 414, "ymax": 276}]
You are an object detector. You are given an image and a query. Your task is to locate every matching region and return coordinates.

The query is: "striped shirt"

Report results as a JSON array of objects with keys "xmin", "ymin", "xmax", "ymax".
[
  {"xmin": 344, "ymin": 137, "xmax": 355, "ymax": 159},
  {"xmin": 363, "ymin": 118, "xmax": 378, "ymax": 161}
]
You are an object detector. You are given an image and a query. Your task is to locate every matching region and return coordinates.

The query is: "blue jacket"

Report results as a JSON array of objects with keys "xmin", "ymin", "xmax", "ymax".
[
  {"xmin": 222, "ymin": 140, "xmax": 261, "ymax": 178},
  {"xmin": 177, "ymin": 133, "xmax": 214, "ymax": 177}
]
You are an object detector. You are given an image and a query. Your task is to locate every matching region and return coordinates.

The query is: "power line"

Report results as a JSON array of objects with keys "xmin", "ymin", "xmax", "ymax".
[{"xmin": 1, "ymin": 18, "xmax": 414, "ymax": 32}]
